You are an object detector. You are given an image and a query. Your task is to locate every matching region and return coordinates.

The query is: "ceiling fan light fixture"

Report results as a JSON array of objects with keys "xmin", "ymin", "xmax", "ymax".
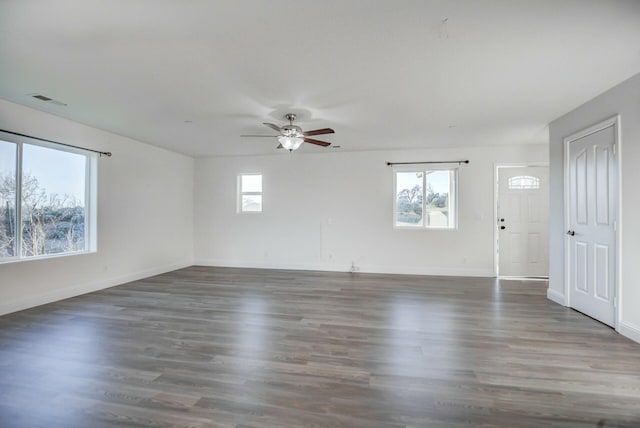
[
  {"xmin": 278, "ymin": 135, "xmax": 304, "ymax": 151},
  {"xmin": 244, "ymin": 113, "xmax": 334, "ymax": 150}
]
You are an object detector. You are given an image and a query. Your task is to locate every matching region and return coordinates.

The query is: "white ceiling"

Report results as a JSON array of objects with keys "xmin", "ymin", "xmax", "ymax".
[{"xmin": 1, "ymin": 0, "xmax": 639, "ymax": 157}]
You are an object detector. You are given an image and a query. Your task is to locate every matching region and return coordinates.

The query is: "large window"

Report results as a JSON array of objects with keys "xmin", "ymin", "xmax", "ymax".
[
  {"xmin": 394, "ymin": 168, "xmax": 457, "ymax": 229},
  {"xmin": 238, "ymin": 174, "xmax": 262, "ymax": 213},
  {"xmin": 0, "ymin": 132, "xmax": 97, "ymax": 262}
]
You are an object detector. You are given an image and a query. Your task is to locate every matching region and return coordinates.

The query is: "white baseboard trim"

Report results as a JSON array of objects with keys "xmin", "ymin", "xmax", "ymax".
[
  {"xmin": 193, "ymin": 259, "xmax": 495, "ymax": 277},
  {"xmin": 618, "ymin": 320, "xmax": 640, "ymax": 344},
  {"xmin": 358, "ymin": 264, "xmax": 494, "ymax": 277},
  {"xmin": 0, "ymin": 260, "xmax": 192, "ymax": 316},
  {"xmin": 546, "ymin": 288, "xmax": 567, "ymax": 306},
  {"xmin": 194, "ymin": 259, "xmax": 348, "ymax": 273}
]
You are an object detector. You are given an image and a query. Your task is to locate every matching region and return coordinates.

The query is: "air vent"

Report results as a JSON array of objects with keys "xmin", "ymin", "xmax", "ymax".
[{"xmin": 31, "ymin": 94, "xmax": 67, "ymax": 106}]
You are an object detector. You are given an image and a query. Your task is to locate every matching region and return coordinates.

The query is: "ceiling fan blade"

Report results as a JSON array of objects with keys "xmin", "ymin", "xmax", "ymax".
[
  {"xmin": 263, "ymin": 123, "xmax": 282, "ymax": 132},
  {"xmin": 276, "ymin": 144, "xmax": 284, "ymax": 149},
  {"xmin": 303, "ymin": 128, "xmax": 335, "ymax": 136},
  {"xmin": 240, "ymin": 135, "xmax": 278, "ymax": 137},
  {"xmin": 303, "ymin": 137, "xmax": 331, "ymax": 147}
]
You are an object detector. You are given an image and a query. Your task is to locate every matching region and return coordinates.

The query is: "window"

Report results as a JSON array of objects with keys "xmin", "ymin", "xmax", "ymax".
[
  {"xmin": 508, "ymin": 175, "xmax": 540, "ymax": 190},
  {"xmin": 238, "ymin": 174, "xmax": 262, "ymax": 212},
  {"xmin": 394, "ymin": 169, "xmax": 457, "ymax": 229},
  {"xmin": 0, "ymin": 132, "xmax": 97, "ymax": 262}
]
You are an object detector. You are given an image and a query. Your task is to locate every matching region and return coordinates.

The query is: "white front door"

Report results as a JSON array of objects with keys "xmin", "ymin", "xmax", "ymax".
[
  {"xmin": 567, "ymin": 122, "xmax": 617, "ymax": 327},
  {"xmin": 498, "ymin": 166, "xmax": 549, "ymax": 277}
]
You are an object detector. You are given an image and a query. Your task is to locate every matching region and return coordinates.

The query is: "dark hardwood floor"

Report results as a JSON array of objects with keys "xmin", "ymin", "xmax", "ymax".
[{"xmin": 1, "ymin": 266, "xmax": 639, "ymax": 427}]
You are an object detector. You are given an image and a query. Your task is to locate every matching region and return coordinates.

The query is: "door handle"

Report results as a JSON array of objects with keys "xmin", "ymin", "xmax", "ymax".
[
  {"xmin": 500, "ymin": 226, "xmax": 506, "ymax": 230},
  {"xmin": 567, "ymin": 230, "xmax": 575, "ymax": 236}
]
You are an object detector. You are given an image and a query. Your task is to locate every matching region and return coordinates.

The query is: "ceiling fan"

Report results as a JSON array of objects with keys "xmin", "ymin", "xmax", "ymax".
[{"xmin": 241, "ymin": 113, "xmax": 334, "ymax": 151}]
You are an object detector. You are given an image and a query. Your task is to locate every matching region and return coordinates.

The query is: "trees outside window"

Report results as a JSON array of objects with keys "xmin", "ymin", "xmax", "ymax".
[
  {"xmin": 394, "ymin": 169, "xmax": 457, "ymax": 229},
  {"xmin": 0, "ymin": 134, "xmax": 95, "ymax": 262}
]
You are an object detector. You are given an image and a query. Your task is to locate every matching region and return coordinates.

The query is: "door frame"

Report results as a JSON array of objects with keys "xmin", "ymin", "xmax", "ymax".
[
  {"xmin": 493, "ymin": 162, "xmax": 549, "ymax": 277},
  {"xmin": 563, "ymin": 115, "xmax": 621, "ymax": 329}
]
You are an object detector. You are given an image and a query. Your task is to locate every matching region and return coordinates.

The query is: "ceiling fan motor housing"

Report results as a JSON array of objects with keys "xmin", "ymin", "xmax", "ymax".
[{"xmin": 281, "ymin": 124, "xmax": 304, "ymax": 138}]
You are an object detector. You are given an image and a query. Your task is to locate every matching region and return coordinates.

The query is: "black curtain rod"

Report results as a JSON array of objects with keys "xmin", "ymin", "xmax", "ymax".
[
  {"xmin": 386, "ymin": 160, "xmax": 469, "ymax": 166},
  {"xmin": 0, "ymin": 129, "xmax": 112, "ymax": 157}
]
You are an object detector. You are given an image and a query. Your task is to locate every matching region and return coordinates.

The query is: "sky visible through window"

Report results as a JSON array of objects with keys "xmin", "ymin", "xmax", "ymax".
[
  {"xmin": 22, "ymin": 144, "xmax": 86, "ymax": 204},
  {"xmin": 241, "ymin": 174, "xmax": 262, "ymax": 193},
  {"xmin": 0, "ymin": 140, "xmax": 15, "ymax": 177},
  {"xmin": 396, "ymin": 170, "xmax": 449, "ymax": 194}
]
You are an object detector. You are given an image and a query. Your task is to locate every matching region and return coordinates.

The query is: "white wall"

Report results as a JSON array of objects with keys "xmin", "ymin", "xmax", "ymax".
[
  {"xmin": 548, "ymin": 72, "xmax": 640, "ymax": 343},
  {"xmin": 194, "ymin": 144, "xmax": 547, "ymax": 276},
  {"xmin": 0, "ymin": 100, "xmax": 194, "ymax": 315}
]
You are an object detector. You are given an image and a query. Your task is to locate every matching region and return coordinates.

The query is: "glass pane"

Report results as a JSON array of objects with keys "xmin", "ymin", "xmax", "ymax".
[
  {"xmin": 0, "ymin": 140, "xmax": 17, "ymax": 258},
  {"xmin": 21, "ymin": 144, "xmax": 87, "ymax": 257},
  {"xmin": 425, "ymin": 170, "xmax": 451, "ymax": 228},
  {"xmin": 242, "ymin": 174, "xmax": 262, "ymax": 193},
  {"xmin": 395, "ymin": 172, "xmax": 423, "ymax": 227},
  {"xmin": 242, "ymin": 194, "xmax": 262, "ymax": 212},
  {"xmin": 508, "ymin": 175, "xmax": 540, "ymax": 190}
]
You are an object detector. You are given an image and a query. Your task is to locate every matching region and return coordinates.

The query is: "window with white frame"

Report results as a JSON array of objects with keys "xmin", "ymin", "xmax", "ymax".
[
  {"xmin": 0, "ymin": 132, "xmax": 97, "ymax": 262},
  {"xmin": 238, "ymin": 174, "xmax": 262, "ymax": 212},
  {"xmin": 394, "ymin": 168, "xmax": 457, "ymax": 229}
]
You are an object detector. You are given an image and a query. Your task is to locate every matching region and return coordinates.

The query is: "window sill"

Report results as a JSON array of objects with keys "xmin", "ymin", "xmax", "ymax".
[
  {"xmin": 393, "ymin": 226, "xmax": 458, "ymax": 231},
  {"xmin": 0, "ymin": 249, "xmax": 96, "ymax": 265}
]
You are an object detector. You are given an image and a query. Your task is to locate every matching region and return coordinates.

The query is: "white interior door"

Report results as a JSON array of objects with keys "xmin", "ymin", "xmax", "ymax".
[
  {"xmin": 498, "ymin": 166, "xmax": 549, "ymax": 277},
  {"xmin": 567, "ymin": 123, "xmax": 617, "ymax": 327}
]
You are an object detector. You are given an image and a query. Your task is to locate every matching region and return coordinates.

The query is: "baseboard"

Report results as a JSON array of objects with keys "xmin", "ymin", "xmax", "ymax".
[
  {"xmin": 546, "ymin": 288, "xmax": 567, "ymax": 306},
  {"xmin": 0, "ymin": 260, "xmax": 192, "ymax": 316},
  {"xmin": 194, "ymin": 259, "xmax": 349, "ymax": 273},
  {"xmin": 193, "ymin": 259, "xmax": 495, "ymax": 277},
  {"xmin": 357, "ymin": 264, "xmax": 493, "ymax": 277},
  {"xmin": 618, "ymin": 320, "xmax": 640, "ymax": 344}
]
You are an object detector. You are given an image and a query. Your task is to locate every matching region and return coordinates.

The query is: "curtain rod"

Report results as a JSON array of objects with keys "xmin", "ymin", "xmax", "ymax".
[
  {"xmin": 386, "ymin": 160, "xmax": 469, "ymax": 166},
  {"xmin": 0, "ymin": 129, "xmax": 112, "ymax": 157}
]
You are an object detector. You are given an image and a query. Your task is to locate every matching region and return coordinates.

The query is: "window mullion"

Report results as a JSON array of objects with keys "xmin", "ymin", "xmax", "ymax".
[
  {"xmin": 84, "ymin": 156, "xmax": 91, "ymax": 252},
  {"xmin": 15, "ymin": 142, "xmax": 23, "ymax": 259},
  {"xmin": 423, "ymin": 171, "xmax": 427, "ymax": 228},
  {"xmin": 452, "ymin": 170, "xmax": 456, "ymax": 228}
]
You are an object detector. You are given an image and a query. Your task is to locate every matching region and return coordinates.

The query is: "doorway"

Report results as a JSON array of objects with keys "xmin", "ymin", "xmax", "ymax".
[{"xmin": 496, "ymin": 165, "xmax": 549, "ymax": 277}]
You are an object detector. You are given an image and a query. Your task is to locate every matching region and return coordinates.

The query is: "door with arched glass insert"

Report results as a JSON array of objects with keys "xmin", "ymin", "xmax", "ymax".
[{"xmin": 497, "ymin": 166, "xmax": 549, "ymax": 277}]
